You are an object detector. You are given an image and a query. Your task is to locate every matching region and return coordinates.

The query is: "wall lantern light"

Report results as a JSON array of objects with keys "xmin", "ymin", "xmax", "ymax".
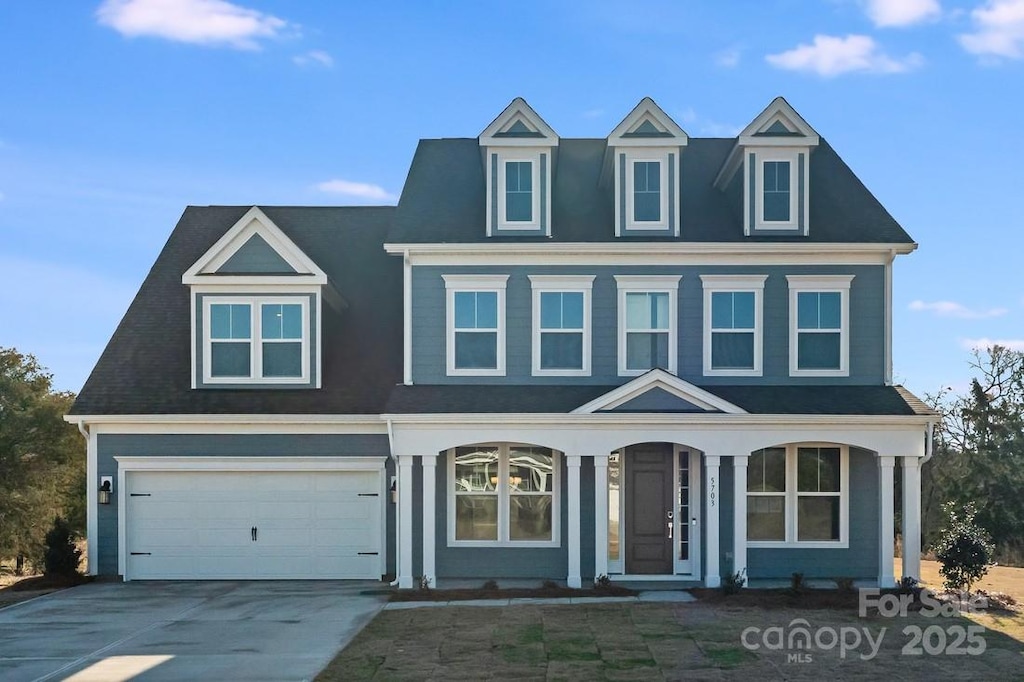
[{"xmin": 98, "ymin": 476, "xmax": 113, "ymax": 505}]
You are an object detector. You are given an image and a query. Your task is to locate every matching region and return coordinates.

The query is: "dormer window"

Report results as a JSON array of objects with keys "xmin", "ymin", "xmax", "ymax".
[
  {"xmin": 607, "ymin": 98, "xmax": 687, "ymax": 237},
  {"xmin": 204, "ymin": 297, "xmax": 309, "ymax": 383},
  {"xmin": 713, "ymin": 97, "xmax": 819, "ymax": 237},
  {"xmin": 479, "ymin": 98, "xmax": 558, "ymax": 237}
]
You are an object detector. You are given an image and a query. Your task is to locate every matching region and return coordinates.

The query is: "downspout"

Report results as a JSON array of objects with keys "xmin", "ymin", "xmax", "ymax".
[
  {"xmin": 921, "ymin": 421, "xmax": 934, "ymax": 464},
  {"xmin": 386, "ymin": 418, "xmax": 400, "ymax": 586},
  {"xmin": 77, "ymin": 419, "xmax": 89, "ymax": 440}
]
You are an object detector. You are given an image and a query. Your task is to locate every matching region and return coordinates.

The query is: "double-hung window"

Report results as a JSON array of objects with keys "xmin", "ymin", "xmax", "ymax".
[
  {"xmin": 762, "ymin": 160, "xmax": 791, "ymax": 222},
  {"xmin": 449, "ymin": 445, "xmax": 559, "ymax": 547},
  {"xmin": 753, "ymin": 151, "xmax": 800, "ymax": 230},
  {"xmin": 444, "ymin": 275, "xmax": 508, "ymax": 376},
  {"xmin": 615, "ymin": 275, "xmax": 680, "ymax": 376},
  {"xmin": 701, "ymin": 275, "xmax": 766, "ymax": 376},
  {"xmin": 787, "ymin": 275, "xmax": 853, "ymax": 377},
  {"xmin": 747, "ymin": 445, "xmax": 848, "ymax": 548},
  {"xmin": 505, "ymin": 161, "xmax": 533, "ymax": 223},
  {"xmin": 204, "ymin": 296, "xmax": 309, "ymax": 383},
  {"xmin": 633, "ymin": 161, "xmax": 661, "ymax": 223},
  {"xmin": 529, "ymin": 275, "xmax": 594, "ymax": 376}
]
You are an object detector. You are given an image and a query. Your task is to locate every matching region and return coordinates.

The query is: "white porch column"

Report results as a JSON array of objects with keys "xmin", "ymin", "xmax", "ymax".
[
  {"xmin": 732, "ymin": 454, "xmax": 748, "ymax": 584},
  {"xmin": 593, "ymin": 454, "xmax": 609, "ymax": 581},
  {"xmin": 567, "ymin": 454, "xmax": 582, "ymax": 588},
  {"xmin": 901, "ymin": 456, "xmax": 922, "ymax": 581},
  {"xmin": 421, "ymin": 454, "xmax": 437, "ymax": 588},
  {"xmin": 397, "ymin": 454, "xmax": 414, "ymax": 589},
  {"xmin": 704, "ymin": 455, "xmax": 721, "ymax": 588},
  {"xmin": 878, "ymin": 456, "xmax": 896, "ymax": 588}
]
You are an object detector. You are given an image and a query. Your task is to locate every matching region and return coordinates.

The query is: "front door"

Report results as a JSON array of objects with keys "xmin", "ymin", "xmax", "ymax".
[{"xmin": 625, "ymin": 443, "xmax": 674, "ymax": 574}]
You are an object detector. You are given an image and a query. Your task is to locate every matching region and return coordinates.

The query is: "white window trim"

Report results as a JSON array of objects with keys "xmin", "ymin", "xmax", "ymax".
[
  {"xmin": 443, "ymin": 274, "xmax": 508, "ymax": 377},
  {"xmin": 529, "ymin": 275, "xmax": 594, "ymax": 377},
  {"xmin": 626, "ymin": 157, "xmax": 669, "ymax": 230},
  {"xmin": 755, "ymin": 150, "xmax": 800, "ymax": 230},
  {"xmin": 496, "ymin": 151, "xmax": 542, "ymax": 230},
  {"xmin": 202, "ymin": 295, "xmax": 310, "ymax": 385},
  {"xmin": 615, "ymin": 275, "xmax": 681, "ymax": 377},
  {"xmin": 747, "ymin": 444, "xmax": 849, "ymax": 549},
  {"xmin": 700, "ymin": 275, "xmax": 766, "ymax": 377},
  {"xmin": 446, "ymin": 445, "xmax": 561, "ymax": 548},
  {"xmin": 787, "ymin": 275, "xmax": 854, "ymax": 377}
]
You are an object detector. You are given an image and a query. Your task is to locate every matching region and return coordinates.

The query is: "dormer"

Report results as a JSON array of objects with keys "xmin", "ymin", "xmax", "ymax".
[
  {"xmin": 607, "ymin": 98, "xmax": 688, "ymax": 237},
  {"xmin": 479, "ymin": 98, "xmax": 558, "ymax": 237},
  {"xmin": 715, "ymin": 97, "xmax": 820, "ymax": 236},
  {"xmin": 182, "ymin": 206, "xmax": 341, "ymax": 389}
]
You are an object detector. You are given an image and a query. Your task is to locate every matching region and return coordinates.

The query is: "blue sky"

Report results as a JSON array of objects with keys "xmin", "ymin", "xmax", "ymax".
[{"xmin": 1, "ymin": 0, "xmax": 1022, "ymax": 396}]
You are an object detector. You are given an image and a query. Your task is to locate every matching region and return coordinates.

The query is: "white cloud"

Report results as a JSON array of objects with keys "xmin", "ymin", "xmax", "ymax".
[
  {"xmin": 962, "ymin": 337, "xmax": 1024, "ymax": 351},
  {"xmin": 715, "ymin": 46, "xmax": 742, "ymax": 68},
  {"xmin": 96, "ymin": 0, "xmax": 291, "ymax": 50},
  {"xmin": 959, "ymin": 0, "xmax": 1024, "ymax": 60},
  {"xmin": 766, "ymin": 34, "xmax": 924, "ymax": 76},
  {"xmin": 293, "ymin": 50, "xmax": 333, "ymax": 67},
  {"xmin": 582, "ymin": 109, "xmax": 605, "ymax": 119},
  {"xmin": 315, "ymin": 179, "xmax": 396, "ymax": 202},
  {"xmin": 908, "ymin": 300, "xmax": 1009, "ymax": 318},
  {"xmin": 864, "ymin": 0, "xmax": 941, "ymax": 27}
]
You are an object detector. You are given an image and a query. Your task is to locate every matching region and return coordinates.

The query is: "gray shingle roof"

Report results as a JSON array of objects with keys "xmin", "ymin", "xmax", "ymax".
[
  {"xmin": 388, "ymin": 138, "xmax": 914, "ymax": 244},
  {"xmin": 384, "ymin": 384, "xmax": 928, "ymax": 416},
  {"xmin": 70, "ymin": 206, "xmax": 403, "ymax": 415}
]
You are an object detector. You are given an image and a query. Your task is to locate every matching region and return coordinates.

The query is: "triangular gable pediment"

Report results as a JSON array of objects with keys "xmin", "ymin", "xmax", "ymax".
[
  {"xmin": 738, "ymin": 96, "xmax": 819, "ymax": 147},
  {"xmin": 182, "ymin": 206, "xmax": 327, "ymax": 285},
  {"xmin": 571, "ymin": 369, "xmax": 746, "ymax": 415},
  {"xmin": 479, "ymin": 97, "xmax": 559, "ymax": 147},
  {"xmin": 608, "ymin": 97, "xmax": 688, "ymax": 147}
]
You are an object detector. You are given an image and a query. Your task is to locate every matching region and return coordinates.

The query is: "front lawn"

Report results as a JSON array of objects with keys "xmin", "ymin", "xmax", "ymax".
[{"xmin": 318, "ymin": 600, "xmax": 1023, "ymax": 680}]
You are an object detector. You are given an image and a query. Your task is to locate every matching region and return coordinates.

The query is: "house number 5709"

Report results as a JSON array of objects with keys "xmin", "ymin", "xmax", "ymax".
[{"xmin": 709, "ymin": 476, "xmax": 716, "ymax": 507}]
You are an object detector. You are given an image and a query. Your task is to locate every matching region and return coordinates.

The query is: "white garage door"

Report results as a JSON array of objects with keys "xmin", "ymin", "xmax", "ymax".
[{"xmin": 125, "ymin": 470, "xmax": 382, "ymax": 580}]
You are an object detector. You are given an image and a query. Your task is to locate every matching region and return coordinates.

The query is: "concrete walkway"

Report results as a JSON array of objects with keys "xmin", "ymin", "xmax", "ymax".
[
  {"xmin": 383, "ymin": 589, "xmax": 697, "ymax": 610},
  {"xmin": 0, "ymin": 580, "xmax": 385, "ymax": 682}
]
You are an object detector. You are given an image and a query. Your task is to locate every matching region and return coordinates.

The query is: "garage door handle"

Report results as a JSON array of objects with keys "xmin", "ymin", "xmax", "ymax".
[
  {"xmin": 130, "ymin": 552, "xmax": 152, "ymax": 556},
  {"xmin": 251, "ymin": 526, "xmax": 257, "ymax": 542},
  {"xmin": 357, "ymin": 552, "xmax": 378, "ymax": 556},
  {"xmin": 357, "ymin": 493, "xmax": 378, "ymax": 497},
  {"xmin": 130, "ymin": 493, "xmax": 151, "ymax": 497}
]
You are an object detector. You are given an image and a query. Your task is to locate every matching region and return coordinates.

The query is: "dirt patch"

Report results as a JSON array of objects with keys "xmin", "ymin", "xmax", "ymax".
[{"xmin": 0, "ymin": 574, "xmax": 91, "ymax": 608}]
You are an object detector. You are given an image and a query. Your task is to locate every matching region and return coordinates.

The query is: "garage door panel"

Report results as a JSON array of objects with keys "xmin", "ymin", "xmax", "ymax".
[{"xmin": 125, "ymin": 468, "xmax": 382, "ymax": 580}]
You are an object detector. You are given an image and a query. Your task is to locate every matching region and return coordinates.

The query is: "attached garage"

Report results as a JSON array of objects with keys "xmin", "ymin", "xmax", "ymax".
[{"xmin": 115, "ymin": 457, "xmax": 385, "ymax": 581}]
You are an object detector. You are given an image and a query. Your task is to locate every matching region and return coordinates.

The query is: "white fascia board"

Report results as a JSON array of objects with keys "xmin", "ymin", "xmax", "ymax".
[
  {"xmin": 114, "ymin": 456, "xmax": 386, "ymax": 471},
  {"xmin": 384, "ymin": 242, "xmax": 918, "ymax": 267},
  {"xmin": 738, "ymin": 96, "xmax": 820, "ymax": 146},
  {"xmin": 571, "ymin": 369, "xmax": 746, "ymax": 415},
  {"xmin": 182, "ymin": 206, "xmax": 328, "ymax": 284},
  {"xmin": 381, "ymin": 412, "xmax": 934, "ymax": 428},
  {"xmin": 608, "ymin": 97, "xmax": 688, "ymax": 146},
  {"xmin": 479, "ymin": 97, "xmax": 559, "ymax": 146},
  {"xmin": 188, "ymin": 280, "xmax": 325, "ymax": 292},
  {"xmin": 65, "ymin": 414, "xmax": 388, "ymax": 433}
]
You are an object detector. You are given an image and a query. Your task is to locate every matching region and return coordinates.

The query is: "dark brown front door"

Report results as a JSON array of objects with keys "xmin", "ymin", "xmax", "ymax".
[{"xmin": 625, "ymin": 443, "xmax": 674, "ymax": 574}]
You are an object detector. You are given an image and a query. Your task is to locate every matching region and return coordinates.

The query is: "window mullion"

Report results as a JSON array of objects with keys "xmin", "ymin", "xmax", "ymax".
[{"xmin": 499, "ymin": 445, "xmax": 508, "ymax": 544}]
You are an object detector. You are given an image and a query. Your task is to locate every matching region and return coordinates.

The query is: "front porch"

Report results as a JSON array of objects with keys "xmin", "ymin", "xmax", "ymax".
[{"xmin": 387, "ymin": 415, "xmax": 928, "ymax": 590}]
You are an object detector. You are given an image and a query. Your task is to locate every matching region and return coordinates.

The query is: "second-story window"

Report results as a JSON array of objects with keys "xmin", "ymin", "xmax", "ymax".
[
  {"xmin": 700, "ymin": 275, "xmax": 766, "ymax": 376},
  {"xmin": 615, "ymin": 275, "xmax": 680, "ymax": 376},
  {"xmin": 505, "ymin": 160, "xmax": 533, "ymax": 223},
  {"xmin": 633, "ymin": 161, "xmax": 661, "ymax": 222},
  {"xmin": 444, "ymin": 274, "xmax": 508, "ymax": 376},
  {"xmin": 787, "ymin": 275, "xmax": 853, "ymax": 377},
  {"xmin": 529, "ymin": 275, "xmax": 594, "ymax": 377},
  {"xmin": 763, "ymin": 160, "xmax": 791, "ymax": 222},
  {"xmin": 204, "ymin": 297, "xmax": 309, "ymax": 383}
]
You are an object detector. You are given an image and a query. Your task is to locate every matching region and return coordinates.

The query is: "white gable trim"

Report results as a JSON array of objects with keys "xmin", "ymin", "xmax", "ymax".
[
  {"xmin": 738, "ymin": 96, "xmax": 819, "ymax": 147},
  {"xmin": 571, "ymin": 369, "xmax": 747, "ymax": 415},
  {"xmin": 182, "ymin": 206, "xmax": 328, "ymax": 285},
  {"xmin": 479, "ymin": 97, "xmax": 559, "ymax": 147},
  {"xmin": 608, "ymin": 97, "xmax": 688, "ymax": 147}
]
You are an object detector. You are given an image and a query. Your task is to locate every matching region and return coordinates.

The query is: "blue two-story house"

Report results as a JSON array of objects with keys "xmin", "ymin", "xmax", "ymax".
[{"xmin": 69, "ymin": 97, "xmax": 934, "ymax": 589}]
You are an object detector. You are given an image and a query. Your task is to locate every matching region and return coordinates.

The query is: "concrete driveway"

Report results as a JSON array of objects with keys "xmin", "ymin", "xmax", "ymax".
[{"xmin": 0, "ymin": 581, "xmax": 386, "ymax": 682}]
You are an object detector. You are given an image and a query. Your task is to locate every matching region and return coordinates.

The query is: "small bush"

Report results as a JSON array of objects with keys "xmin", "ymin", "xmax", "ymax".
[
  {"xmin": 834, "ymin": 577, "xmax": 855, "ymax": 593},
  {"xmin": 417, "ymin": 575, "xmax": 432, "ymax": 590},
  {"xmin": 482, "ymin": 579, "xmax": 499, "ymax": 590},
  {"xmin": 542, "ymin": 579, "xmax": 560, "ymax": 590},
  {"xmin": 897, "ymin": 576, "xmax": 919, "ymax": 596},
  {"xmin": 932, "ymin": 502, "xmax": 995, "ymax": 592},
  {"xmin": 721, "ymin": 569, "xmax": 746, "ymax": 595},
  {"xmin": 43, "ymin": 517, "xmax": 81, "ymax": 578},
  {"xmin": 594, "ymin": 574, "xmax": 611, "ymax": 589}
]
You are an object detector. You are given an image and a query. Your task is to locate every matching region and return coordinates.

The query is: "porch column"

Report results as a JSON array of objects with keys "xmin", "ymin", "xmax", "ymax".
[
  {"xmin": 397, "ymin": 454, "xmax": 414, "ymax": 589},
  {"xmin": 901, "ymin": 456, "xmax": 922, "ymax": 581},
  {"xmin": 704, "ymin": 455, "xmax": 721, "ymax": 588},
  {"xmin": 421, "ymin": 454, "xmax": 437, "ymax": 588},
  {"xmin": 732, "ymin": 454, "xmax": 748, "ymax": 584},
  {"xmin": 593, "ymin": 454, "xmax": 609, "ymax": 581},
  {"xmin": 567, "ymin": 454, "xmax": 582, "ymax": 588},
  {"xmin": 878, "ymin": 456, "xmax": 896, "ymax": 588}
]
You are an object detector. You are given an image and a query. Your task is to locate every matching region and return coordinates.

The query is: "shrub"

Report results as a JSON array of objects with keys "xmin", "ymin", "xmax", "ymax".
[
  {"xmin": 721, "ymin": 569, "xmax": 746, "ymax": 595},
  {"xmin": 896, "ymin": 576, "xmax": 919, "ymax": 596},
  {"xmin": 932, "ymin": 502, "xmax": 995, "ymax": 592},
  {"xmin": 43, "ymin": 517, "xmax": 81, "ymax": 578},
  {"xmin": 594, "ymin": 574, "xmax": 612, "ymax": 589},
  {"xmin": 834, "ymin": 577, "xmax": 855, "ymax": 593},
  {"xmin": 417, "ymin": 575, "xmax": 432, "ymax": 590}
]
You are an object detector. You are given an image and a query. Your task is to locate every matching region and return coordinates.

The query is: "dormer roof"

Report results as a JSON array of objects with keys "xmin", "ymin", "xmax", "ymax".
[
  {"xmin": 607, "ymin": 97, "xmax": 688, "ymax": 147},
  {"xmin": 715, "ymin": 97, "xmax": 820, "ymax": 189},
  {"xmin": 479, "ymin": 97, "xmax": 559, "ymax": 147}
]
